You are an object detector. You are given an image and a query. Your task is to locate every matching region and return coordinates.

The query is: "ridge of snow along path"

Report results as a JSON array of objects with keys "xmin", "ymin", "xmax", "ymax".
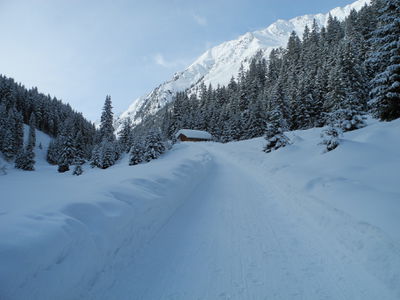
[{"xmin": 1, "ymin": 119, "xmax": 400, "ymax": 299}]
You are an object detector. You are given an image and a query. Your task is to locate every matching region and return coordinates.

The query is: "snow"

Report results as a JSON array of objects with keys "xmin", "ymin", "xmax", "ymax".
[
  {"xmin": 1, "ymin": 117, "xmax": 400, "ymax": 299},
  {"xmin": 175, "ymin": 129, "xmax": 212, "ymax": 140},
  {"xmin": 0, "ymin": 125, "xmax": 52, "ymax": 174},
  {"xmin": 118, "ymin": 0, "xmax": 371, "ymax": 127}
]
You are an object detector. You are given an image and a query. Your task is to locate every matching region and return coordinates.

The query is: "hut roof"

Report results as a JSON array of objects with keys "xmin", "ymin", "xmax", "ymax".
[{"xmin": 175, "ymin": 129, "xmax": 212, "ymax": 140}]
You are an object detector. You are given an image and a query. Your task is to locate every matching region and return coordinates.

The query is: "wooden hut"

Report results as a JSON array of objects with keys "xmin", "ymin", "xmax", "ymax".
[{"xmin": 175, "ymin": 129, "xmax": 213, "ymax": 142}]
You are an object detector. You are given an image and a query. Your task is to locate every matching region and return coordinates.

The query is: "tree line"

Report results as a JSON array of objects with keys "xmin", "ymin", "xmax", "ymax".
[{"xmin": 0, "ymin": 75, "xmax": 97, "ymax": 171}]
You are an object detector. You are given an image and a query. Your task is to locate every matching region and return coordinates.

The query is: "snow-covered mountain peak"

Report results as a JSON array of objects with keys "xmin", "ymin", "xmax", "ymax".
[{"xmin": 119, "ymin": 0, "xmax": 370, "ymax": 126}]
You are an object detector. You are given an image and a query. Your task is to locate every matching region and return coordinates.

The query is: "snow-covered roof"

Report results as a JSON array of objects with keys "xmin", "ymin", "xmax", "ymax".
[{"xmin": 175, "ymin": 129, "xmax": 212, "ymax": 140}]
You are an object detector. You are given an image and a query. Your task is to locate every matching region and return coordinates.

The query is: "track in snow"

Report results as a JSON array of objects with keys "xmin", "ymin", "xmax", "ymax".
[{"xmin": 86, "ymin": 144, "xmax": 398, "ymax": 300}]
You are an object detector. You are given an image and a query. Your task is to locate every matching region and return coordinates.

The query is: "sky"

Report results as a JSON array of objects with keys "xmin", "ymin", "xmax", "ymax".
[{"xmin": 0, "ymin": 0, "xmax": 357, "ymax": 121}]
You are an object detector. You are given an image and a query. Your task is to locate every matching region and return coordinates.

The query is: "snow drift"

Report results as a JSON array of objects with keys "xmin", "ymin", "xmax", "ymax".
[{"xmin": 0, "ymin": 144, "xmax": 213, "ymax": 299}]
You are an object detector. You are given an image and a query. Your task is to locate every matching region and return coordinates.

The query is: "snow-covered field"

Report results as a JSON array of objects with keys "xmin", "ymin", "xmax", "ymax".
[{"xmin": 1, "ymin": 118, "xmax": 400, "ymax": 299}]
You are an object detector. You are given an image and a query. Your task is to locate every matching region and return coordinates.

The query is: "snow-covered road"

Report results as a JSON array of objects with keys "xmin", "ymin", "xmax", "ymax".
[
  {"xmin": 87, "ymin": 143, "xmax": 399, "ymax": 300},
  {"xmin": 2, "ymin": 120, "xmax": 400, "ymax": 299}
]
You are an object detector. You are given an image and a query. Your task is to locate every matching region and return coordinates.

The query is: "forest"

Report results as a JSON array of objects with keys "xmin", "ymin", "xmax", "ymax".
[{"xmin": 0, "ymin": 0, "xmax": 399, "ymax": 172}]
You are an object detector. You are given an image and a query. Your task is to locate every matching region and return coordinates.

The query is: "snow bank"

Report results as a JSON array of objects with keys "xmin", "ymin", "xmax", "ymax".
[
  {"xmin": 207, "ymin": 118, "xmax": 400, "ymax": 241},
  {"xmin": 0, "ymin": 143, "xmax": 213, "ymax": 300},
  {"xmin": 203, "ymin": 118, "xmax": 400, "ymax": 297}
]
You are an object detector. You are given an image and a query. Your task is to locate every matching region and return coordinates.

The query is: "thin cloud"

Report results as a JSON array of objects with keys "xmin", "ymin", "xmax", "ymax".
[
  {"xmin": 153, "ymin": 53, "xmax": 189, "ymax": 69},
  {"xmin": 193, "ymin": 14, "xmax": 207, "ymax": 26},
  {"xmin": 154, "ymin": 53, "xmax": 170, "ymax": 67}
]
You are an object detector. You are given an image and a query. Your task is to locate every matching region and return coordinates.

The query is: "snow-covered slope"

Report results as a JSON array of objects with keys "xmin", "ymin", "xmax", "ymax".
[
  {"xmin": 1, "ymin": 118, "xmax": 399, "ymax": 299},
  {"xmin": 120, "ymin": 0, "xmax": 370, "ymax": 126},
  {"xmin": 0, "ymin": 145, "xmax": 213, "ymax": 299},
  {"xmin": 0, "ymin": 126, "xmax": 51, "ymax": 174}
]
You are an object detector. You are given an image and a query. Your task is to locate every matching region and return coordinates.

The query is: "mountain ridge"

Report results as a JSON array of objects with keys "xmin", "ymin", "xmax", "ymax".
[{"xmin": 119, "ymin": 0, "xmax": 370, "ymax": 127}]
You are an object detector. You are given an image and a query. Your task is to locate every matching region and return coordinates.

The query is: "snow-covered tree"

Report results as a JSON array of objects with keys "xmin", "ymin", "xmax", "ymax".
[
  {"xmin": 99, "ymin": 95, "xmax": 115, "ymax": 142},
  {"xmin": 101, "ymin": 140, "xmax": 117, "ymax": 169},
  {"xmin": 129, "ymin": 138, "xmax": 145, "ymax": 166},
  {"xmin": 320, "ymin": 125, "xmax": 342, "ymax": 152},
  {"xmin": 57, "ymin": 133, "xmax": 75, "ymax": 173},
  {"xmin": 15, "ymin": 117, "xmax": 36, "ymax": 171},
  {"xmin": 27, "ymin": 114, "xmax": 36, "ymax": 151},
  {"xmin": 14, "ymin": 148, "xmax": 35, "ymax": 171},
  {"xmin": 91, "ymin": 95, "xmax": 119, "ymax": 169},
  {"xmin": 90, "ymin": 144, "xmax": 102, "ymax": 168},
  {"xmin": 368, "ymin": 0, "xmax": 400, "ymax": 121},
  {"xmin": 2, "ymin": 118, "xmax": 16, "ymax": 161},
  {"xmin": 143, "ymin": 129, "xmax": 165, "ymax": 162},
  {"xmin": 72, "ymin": 164, "xmax": 83, "ymax": 176},
  {"xmin": 47, "ymin": 139, "xmax": 60, "ymax": 165},
  {"xmin": 263, "ymin": 108, "xmax": 291, "ymax": 153},
  {"xmin": 118, "ymin": 117, "xmax": 133, "ymax": 153},
  {"xmin": 327, "ymin": 41, "xmax": 367, "ymax": 131}
]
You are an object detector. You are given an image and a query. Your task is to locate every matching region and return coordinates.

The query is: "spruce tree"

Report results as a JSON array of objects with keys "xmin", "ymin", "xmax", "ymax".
[
  {"xmin": 263, "ymin": 108, "xmax": 290, "ymax": 153},
  {"xmin": 91, "ymin": 95, "xmax": 118, "ymax": 169},
  {"xmin": 118, "ymin": 117, "xmax": 132, "ymax": 153},
  {"xmin": 72, "ymin": 164, "xmax": 83, "ymax": 176},
  {"xmin": 2, "ymin": 113, "xmax": 16, "ymax": 161},
  {"xmin": 129, "ymin": 138, "xmax": 145, "ymax": 166},
  {"xmin": 47, "ymin": 139, "xmax": 60, "ymax": 165},
  {"xmin": 13, "ymin": 110, "xmax": 24, "ymax": 155},
  {"xmin": 328, "ymin": 41, "xmax": 367, "ymax": 131},
  {"xmin": 369, "ymin": 0, "xmax": 400, "ymax": 120},
  {"xmin": 101, "ymin": 140, "xmax": 117, "ymax": 169},
  {"xmin": 320, "ymin": 125, "xmax": 342, "ymax": 152},
  {"xmin": 90, "ymin": 144, "xmax": 102, "ymax": 168},
  {"xmin": 15, "ymin": 116, "xmax": 36, "ymax": 171},
  {"xmin": 27, "ymin": 114, "xmax": 36, "ymax": 150},
  {"xmin": 57, "ymin": 121, "xmax": 76, "ymax": 173},
  {"xmin": 99, "ymin": 95, "xmax": 115, "ymax": 142},
  {"xmin": 143, "ymin": 129, "xmax": 165, "ymax": 162}
]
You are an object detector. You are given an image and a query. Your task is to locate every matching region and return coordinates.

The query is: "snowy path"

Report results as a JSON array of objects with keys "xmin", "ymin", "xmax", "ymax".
[{"xmin": 87, "ymin": 144, "xmax": 399, "ymax": 300}]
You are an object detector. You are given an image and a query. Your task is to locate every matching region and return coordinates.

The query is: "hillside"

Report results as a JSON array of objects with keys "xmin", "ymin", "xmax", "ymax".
[
  {"xmin": 1, "ymin": 118, "xmax": 399, "ymax": 299},
  {"xmin": 119, "ymin": 0, "xmax": 370, "ymax": 126}
]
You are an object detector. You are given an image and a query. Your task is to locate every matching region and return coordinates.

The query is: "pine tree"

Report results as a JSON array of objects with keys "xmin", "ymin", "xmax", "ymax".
[
  {"xmin": 118, "ymin": 117, "xmax": 132, "ymax": 153},
  {"xmin": 13, "ymin": 110, "xmax": 24, "ymax": 155},
  {"xmin": 369, "ymin": 0, "xmax": 400, "ymax": 120},
  {"xmin": 101, "ymin": 140, "xmax": 117, "ymax": 169},
  {"xmin": 47, "ymin": 139, "xmax": 60, "ymax": 165},
  {"xmin": 57, "ymin": 121, "xmax": 76, "ymax": 172},
  {"xmin": 143, "ymin": 129, "xmax": 165, "ymax": 162},
  {"xmin": 129, "ymin": 138, "xmax": 145, "ymax": 166},
  {"xmin": 320, "ymin": 125, "xmax": 342, "ymax": 152},
  {"xmin": 0, "ymin": 103, "xmax": 7, "ymax": 153},
  {"xmin": 72, "ymin": 164, "xmax": 83, "ymax": 176},
  {"xmin": 327, "ymin": 41, "xmax": 367, "ymax": 131},
  {"xmin": 14, "ymin": 148, "xmax": 35, "ymax": 171},
  {"xmin": 99, "ymin": 95, "xmax": 115, "ymax": 141},
  {"xmin": 90, "ymin": 144, "xmax": 102, "ymax": 168},
  {"xmin": 2, "ymin": 112, "xmax": 16, "ymax": 161},
  {"xmin": 15, "ymin": 116, "xmax": 36, "ymax": 171},
  {"xmin": 27, "ymin": 114, "xmax": 36, "ymax": 150},
  {"xmin": 263, "ymin": 108, "xmax": 290, "ymax": 153},
  {"xmin": 91, "ymin": 95, "xmax": 118, "ymax": 169},
  {"xmin": 244, "ymin": 97, "xmax": 266, "ymax": 139}
]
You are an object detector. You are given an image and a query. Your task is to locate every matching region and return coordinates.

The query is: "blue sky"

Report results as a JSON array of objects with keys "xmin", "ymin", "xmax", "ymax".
[{"xmin": 0, "ymin": 0, "xmax": 356, "ymax": 121}]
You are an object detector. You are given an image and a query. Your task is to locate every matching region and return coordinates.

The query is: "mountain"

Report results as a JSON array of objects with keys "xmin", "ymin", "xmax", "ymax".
[{"xmin": 119, "ymin": 0, "xmax": 370, "ymax": 126}]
